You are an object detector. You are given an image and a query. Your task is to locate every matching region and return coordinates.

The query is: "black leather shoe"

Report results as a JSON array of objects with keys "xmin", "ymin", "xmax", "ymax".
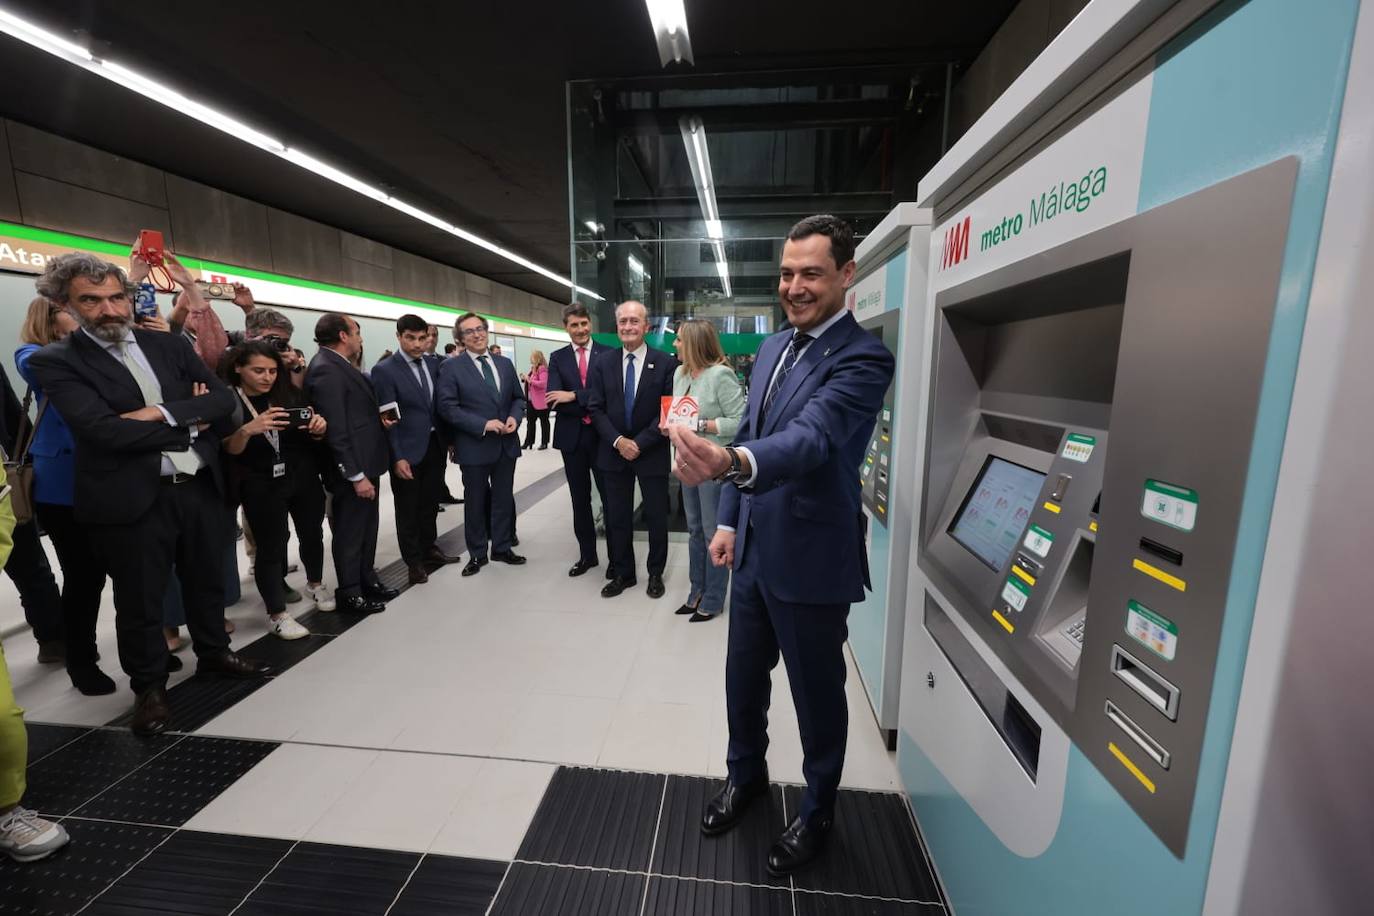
[
  {"xmin": 462, "ymin": 557, "xmax": 488, "ymax": 577},
  {"xmin": 492, "ymin": 550, "xmax": 526, "ymax": 565},
  {"xmin": 407, "ymin": 563, "xmax": 429, "ymax": 585},
  {"xmin": 339, "ymin": 594, "xmax": 386, "ymax": 614},
  {"xmin": 766, "ymin": 813, "xmax": 834, "ymax": 876},
  {"xmin": 131, "ymin": 687, "xmax": 170, "ymax": 736},
  {"xmin": 68, "ymin": 664, "xmax": 117, "ymax": 696},
  {"xmin": 363, "ymin": 583, "xmax": 401, "ymax": 602},
  {"xmin": 425, "ymin": 548, "xmax": 462, "ymax": 566},
  {"xmin": 646, "ymin": 575, "xmax": 665, "ymax": 599},
  {"xmin": 439, "ymin": 495, "xmax": 463, "ymax": 505},
  {"xmin": 601, "ymin": 577, "xmax": 638, "ymax": 598},
  {"xmin": 197, "ymin": 650, "xmax": 273, "ymax": 679},
  {"xmin": 701, "ymin": 772, "xmax": 770, "ymax": 836},
  {"xmin": 568, "ymin": 559, "xmax": 599, "ymax": 577},
  {"xmin": 166, "ymin": 654, "xmax": 183, "ymax": 673}
]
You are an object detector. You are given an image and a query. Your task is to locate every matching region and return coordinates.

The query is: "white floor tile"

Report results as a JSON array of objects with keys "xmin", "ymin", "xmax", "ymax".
[
  {"xmin": 493, "ymin": 693, "xmax": 617, "ymax": 766},
  {"xmin": 598, "ymin": 700, "xmax": 713, "ymax": 775},
  {"xmin": 429, "ymin": 758, "xmax": 555, "ymax": 860},
  {"xmin": 184, "ymin": 743, "xmax": 377, "ymax": 840}
]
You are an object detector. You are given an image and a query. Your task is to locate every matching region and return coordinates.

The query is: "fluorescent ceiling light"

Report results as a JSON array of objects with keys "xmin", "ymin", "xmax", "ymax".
[
  {"xmin": 0, "ymin": 7, "xmax": 601, "ymax": 301},
  {"xmin": 644, "ymin": 0, "xmax": 693, "ymax": 67},
  {"xmin": 680, "ymin": 116, "xmax": 730, "ymax": 299},
  {"xmin": 584, "ymin": 220, "xmax": 601, "ymax": 234},
  {"xmin": 628, "ymin": 254, "xmax": 645, "ymax": 276},
  {"xmin": 704, "ymin": 218, "xmax": 723, "ymax": 239}
]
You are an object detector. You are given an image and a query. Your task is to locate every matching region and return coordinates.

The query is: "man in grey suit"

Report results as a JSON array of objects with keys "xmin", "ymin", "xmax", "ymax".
[{"xmin": 436, "ymin": 312, "xmax": 526, "ymax": 577}]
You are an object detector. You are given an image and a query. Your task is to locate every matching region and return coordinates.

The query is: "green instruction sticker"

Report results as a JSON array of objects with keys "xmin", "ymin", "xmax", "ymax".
[
  {"xmin": 1023, "ymin": 524, "xmax": 1054, "ymax": 559},
  {"xmin": 1141, "ymin": 479, "xmax": 1198, "ymax": 531},
  {"xmin": 1125, "ymin": 599, "xmax": 1178, "ymax": 661},
  {"xmin": 1062, "ymin": 433, "xmax": 1096, "ymax": 463},
  {"xmin": 1001, "ymin": 576, "xmax": 1031, "ymax": 612}
]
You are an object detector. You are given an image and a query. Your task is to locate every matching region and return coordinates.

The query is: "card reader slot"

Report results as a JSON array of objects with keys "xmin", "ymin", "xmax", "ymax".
[
  {"xmin": 1105, "ymin": 699, "xmax": 1171, "ymax": 769},
  {"xmin": 1139, "ymin": 536, "xmax": 1183, "ymax": 567},
  {"xmin": 1110, "ymin": 644, "xmax": 1180, "ymax": 720}
]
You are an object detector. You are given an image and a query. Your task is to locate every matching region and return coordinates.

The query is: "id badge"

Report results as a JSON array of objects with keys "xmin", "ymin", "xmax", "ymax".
[{"xmin": 272, "ymin": 462, "xmax": 286, "ymax": 479}]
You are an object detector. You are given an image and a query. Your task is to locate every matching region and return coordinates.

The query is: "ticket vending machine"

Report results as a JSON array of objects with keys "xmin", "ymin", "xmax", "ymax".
[
  {"xmin": 848, "ymin": 205, "xmax": 931, "ymax": 745},
  {"xmin": 894, "ymin": 1, "xmax": 1370, "ymax": 914}
]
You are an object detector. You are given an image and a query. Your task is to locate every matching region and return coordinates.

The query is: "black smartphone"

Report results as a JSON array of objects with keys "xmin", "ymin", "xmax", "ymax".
[{"xmin": 283, "ymin": 406, "xmax": 313, "ymax": 429}]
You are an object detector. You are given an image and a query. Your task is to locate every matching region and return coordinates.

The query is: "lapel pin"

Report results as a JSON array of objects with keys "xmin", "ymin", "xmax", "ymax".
[
  {"xmin": 824, "ymin": 347, "xmax": 831, "ymax": 357},
  {"xmin": 647, "ymin": 363, "xmax": 655, "ymax": 369}
]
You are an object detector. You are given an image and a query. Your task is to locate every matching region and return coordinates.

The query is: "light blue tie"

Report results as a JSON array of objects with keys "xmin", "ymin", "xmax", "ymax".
[{"xmin": 623, "ymin": 354, "xmax": 636, "ymax": 429}]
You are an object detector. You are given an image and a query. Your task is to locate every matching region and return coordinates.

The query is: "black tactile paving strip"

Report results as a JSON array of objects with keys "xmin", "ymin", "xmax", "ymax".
[
  {"xmin": 487, "ymin": 862, "xmax": 645, "ymax": 916},
  {"xmin": 651, "ymin": 776, "xmax": 790, "ymax": 888},
  {"xmin": 793, "ymin": 890, "xmax": 946, "ymax": 915},
  {"xmin": 21, "ymin": 730, "xmax": 181, "ymax": 817},
  {"xmin": 72, "ymin": 736, "xmax": 279, "ymax": 826},
  {"xmin": 0, "ymin": 819, "xmax": 171, "ymax": 916},
  {"xmin": 516, "ymin": 766, "xmax": 666, "ymax": 871},
  {"xmin": 387, "ymin": 854, "xmax": 508, "ymax": 916},
  {"xmin": 237, "ymin": 632, "xmax": 336, "ymax": 669},
  {"xmin": 79, "ymin": 830, "xmax": 291, "ymax": 915},
  {"xmin": 234, "ymin": 841, "xmax": 420, "ymax": 915},
  {"xmin": 105, "ymin": 675, "xmax": 273, "ymax": 733},
  {"xmin": 643, "ymin": 875, "xmax": 794, "ymax": 915},
  {"xmin": 23, "ymin": 723, "xmax": 91, "ymax": 766},
  {"xmin": 783, "ymin": 786, "xmax": 943, "ymax": 904},
  {"xmin": 296, "ymin": 607, "xmax": 366, "ymax": 636}
]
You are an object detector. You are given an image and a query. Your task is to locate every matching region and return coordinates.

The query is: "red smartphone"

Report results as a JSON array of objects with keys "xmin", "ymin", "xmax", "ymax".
[{"xmin": 137, "ymin": 229, "xmax": 165, "ymax": 267}]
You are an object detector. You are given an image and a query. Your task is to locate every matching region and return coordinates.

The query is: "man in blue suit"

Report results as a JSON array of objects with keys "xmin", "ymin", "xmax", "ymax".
[
  {"xmin": 587, "ymin": 300, "xmax": 678, "ymax": 599},
  {"xmin": 544, "ymin": 303, "xmax": 614, "ymax": 577},
  {"xmin": 370, "ymin": 314, "xmax": 462, "ymax": 586},
  {"xmin": 436, "ymin": 312, "xmax": 526, "ymax": 577},
  {"xmin": 670, "ymin": 215, "xmax": 895, "ymax": 876}
]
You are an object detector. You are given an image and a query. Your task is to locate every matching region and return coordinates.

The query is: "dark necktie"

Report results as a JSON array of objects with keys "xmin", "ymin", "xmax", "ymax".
[
  {"xmin": 763, "ymin": 332, "xmax": 812, "ymax": 422},
  {"xmin": 623, "ymin": 353, "xmax": 636, "ymax": 428},
  {"xmin": 412, "ymin": 358, "xmax": 432, "ymax": 400},
  {"xmin": 478, "ymin": 355, "xmax": 498, "ymax": 392}
]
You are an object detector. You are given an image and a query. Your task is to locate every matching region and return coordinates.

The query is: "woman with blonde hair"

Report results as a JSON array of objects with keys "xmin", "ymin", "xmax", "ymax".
[
  {"xmin": 522, "ymin": 349, "xmax": 550, "ymax": 450},
  {"xmin": 671, "ymin": 319, "xmax": 746, "ymax": 622}
]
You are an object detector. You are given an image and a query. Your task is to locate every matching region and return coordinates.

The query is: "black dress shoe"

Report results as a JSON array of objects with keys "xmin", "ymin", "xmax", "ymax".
[
  {"xmin": 492, "ymin": 550, "xmax": 526, "ymax": 565},
  {"xmin": 36, "ymin": 640, "xmax": 66, "ymax": 664},
  {"xmin": 407, "ymin": 563, "xmax": 429, "ymax": 585},
  {"xmin": 568, "ymin": 559, "xmax": 599, "ymax": 577},
  {"xmin": 462, "ymin": 557, "xmax": 488, "ymax": 577},
  {"xmin": 425, "ymin": 548, "xmax": 462, "ymax": 566},
  {"xmin": 131, "ymin": 687, "xmax": 170, "ymax": 736},
  {"xmin": 701, "ymin": 772, "xmax": 770, "ymax": 836},
  {"xmin": 363, "ymin": 583, "xmax": 401, "ymax": 602},
  {"xmin": 339, "ymin": 594, "xmax": 386, "ymax": 614},
  {"xmin": 197, "ymin": 650, "xmax": 273, "ymax": 679},
  {"xmin": 646, "ymin": 575, "xmax": 665, "ymax": 599},
  {"xmin": 601, "ymin": 577, "xmax": 638, "ymax": 598},
  {"xmin": 676, "ymin": 600, "xmax": 701, "ymax": 615},
  {"xmin": 766, "ymin": 813, "xmax": 834, "ymax": 876},
  {"xmin": 439, "ymin": 495, "xmax": 463, "ymax": 505},
  {"xmin": 68, "ymin": 664, "xmax": 117, "ymax": 696}
]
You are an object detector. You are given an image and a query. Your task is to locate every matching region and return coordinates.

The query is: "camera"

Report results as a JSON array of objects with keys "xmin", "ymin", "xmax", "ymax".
[
  {"xmin": 282, "ymin": 406, "xmax": 313, "ymax": 429},
  {"xmin": 262, "ymin": 335, "xmax": 292, "ymax": 352}
]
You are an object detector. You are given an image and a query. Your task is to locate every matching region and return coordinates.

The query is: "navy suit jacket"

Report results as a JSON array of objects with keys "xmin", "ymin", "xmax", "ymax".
[
  {"xmin": 370, "ymin": 351, "xmax": 442, "ymax": 466},
  {"xmin": 305, "ymin": 348, "xmax": 390, "ymax": 482},
  {"xmin": 436, "ymin": 350, "xmax": 525, "ymax": 466},
  {"xmin": 546, "ymin": 341, "xmax": 613, "ymax": 452},
  {"xmin": 719, "ymin": 311, "xmax": 895, "ymax": 605},
  {"xmin": 586, "ymin": 345, "xmax": 678, "ymax": 476}
]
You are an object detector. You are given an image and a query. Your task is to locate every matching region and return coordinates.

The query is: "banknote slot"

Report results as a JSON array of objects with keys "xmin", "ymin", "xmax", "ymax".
[{"xmin": 1110, "ymin": 644, "xmax": 1180, "ymax": 720}]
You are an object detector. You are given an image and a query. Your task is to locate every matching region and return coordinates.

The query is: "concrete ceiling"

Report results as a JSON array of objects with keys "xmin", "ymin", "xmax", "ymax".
[{"xmin": 0, "ymin": 0, "xmax": 1015, "ymax": 300}]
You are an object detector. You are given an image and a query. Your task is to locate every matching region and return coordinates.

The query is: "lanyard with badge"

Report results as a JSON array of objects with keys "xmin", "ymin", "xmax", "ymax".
[{"xmin": 237, "ymin": 388, "xmax": 286, "ymax": 478}]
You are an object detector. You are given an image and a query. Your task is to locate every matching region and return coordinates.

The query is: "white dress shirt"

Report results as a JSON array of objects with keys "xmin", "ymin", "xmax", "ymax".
[
  {"xmin": 85, "ymin": 328, "xmax": 201, "ymax": 475},
  {"xmin": 620, "ymin": 342, "xmax": 649, "ymax": 396},
  {"xmin": 466, "ymin": 348, "xmax": 501, "ymax": 392}
]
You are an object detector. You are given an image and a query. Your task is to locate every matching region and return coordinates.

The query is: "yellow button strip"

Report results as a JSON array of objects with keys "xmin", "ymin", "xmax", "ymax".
[
  {"xmin": 1132, "ymin": 558, "xmax": 1187, "ymax": 592},
  {"xmin": 1109, "ymin": 741, "xmax": 1157, "ymax": 793},
  {"xmin": 992, "ymin": 610, "xmax": 1015, "ymax": 633},
  {"xmin": 1043, "ymin": 501, "xmax": 1062, "ymax": 514},
  {"xmin": 1090, "ymin": 520, "xmax": 1099, "ymax": 533},
  {"xmin": 1011, "ymin": 565, "xmax": 1036, "ymax": 587}
]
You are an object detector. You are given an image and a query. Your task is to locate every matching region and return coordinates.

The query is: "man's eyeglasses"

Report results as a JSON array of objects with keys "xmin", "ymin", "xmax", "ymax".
[{"xmin": 458, "ymin": 326, "xmax": 487, "ymax": 337}]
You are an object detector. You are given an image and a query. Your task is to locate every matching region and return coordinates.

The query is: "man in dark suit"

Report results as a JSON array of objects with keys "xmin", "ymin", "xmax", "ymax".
[
  {"xmin": 671, "ymin": 216, "xmax": 895, "ymax": 876},
  {"xmin": 544, "ymin": 303, "xmax": 614, "ymax": 577},
  {"xmin": 29, "ymin": 252, "xmax": 271, "ymax": 735},
  {"xmin": 305, "ymin": 313, "xmax": 400, "ymax": 614},
  {"xmin": 436, "ymin": 312, "xmax": 526, "ymax": 577},
  {"xmin": 587, "ymin": 300, "xmax": 677, "ymax": 600},
  {"xmin": 370, "ymin": 314, "xmax": 462, "ymax": 585}
]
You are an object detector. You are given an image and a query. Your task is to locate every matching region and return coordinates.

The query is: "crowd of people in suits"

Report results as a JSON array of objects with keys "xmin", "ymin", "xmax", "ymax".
[{"xmin": 2, "ymin": 214, "xmax": 893, "ymax": 878}]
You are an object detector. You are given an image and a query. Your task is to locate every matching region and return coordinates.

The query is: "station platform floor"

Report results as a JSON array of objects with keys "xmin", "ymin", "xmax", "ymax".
[{"xmin": 1, "ymin": 448, "xmax": 948, "ymax": 915}]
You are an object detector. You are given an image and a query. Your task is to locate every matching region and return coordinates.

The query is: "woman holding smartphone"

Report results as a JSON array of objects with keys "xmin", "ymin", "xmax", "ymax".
[
  {"xmin": 521, "ymin": 350, "xmax": 550, "ymax": 450},
  {"xmin": 220, "ymin": 341, "xmax": 332, "ymax": 639}
]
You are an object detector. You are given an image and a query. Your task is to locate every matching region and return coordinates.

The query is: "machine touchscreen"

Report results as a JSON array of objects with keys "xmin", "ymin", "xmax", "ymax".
[{"xmin": 948, "ymin": 456, "xmax": 1046, "ymax": 571}]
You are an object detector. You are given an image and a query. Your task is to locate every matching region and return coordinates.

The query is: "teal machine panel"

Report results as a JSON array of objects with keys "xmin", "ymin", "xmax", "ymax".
[
  {"xmin": 897, "ymin": 0, "xmax": 1362, "ymax": 913},
  {"xmin": 849, "ymin": 206, "xmax": 931, "ymax": 743}
]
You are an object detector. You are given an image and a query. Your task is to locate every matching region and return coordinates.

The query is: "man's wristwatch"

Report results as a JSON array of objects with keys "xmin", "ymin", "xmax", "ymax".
[{"xmin": 716, "ymin": 446, "xmax": 743, "ymax": 482}]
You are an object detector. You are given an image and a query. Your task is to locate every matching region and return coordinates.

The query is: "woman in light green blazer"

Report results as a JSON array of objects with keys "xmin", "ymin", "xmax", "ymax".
[{"xmin": 671, "ymin": 320, "xmax": 746, "ymax": 621}]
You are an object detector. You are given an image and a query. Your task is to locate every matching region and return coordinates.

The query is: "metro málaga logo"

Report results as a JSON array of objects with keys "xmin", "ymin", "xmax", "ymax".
[{"xmin": 940, "ymin": 216, "xmax": 970, "ymax": 270}]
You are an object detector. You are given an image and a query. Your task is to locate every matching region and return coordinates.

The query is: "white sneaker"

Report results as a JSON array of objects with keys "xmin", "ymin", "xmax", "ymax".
[
  {"xmin": 307, "ymin": 584, "xmax": 336, "ymax": 612},
  {"xmin": 0, "ymin": 807, "xmax": 70, "ymax": 863},
  {"xmin": 269, "ymin": 613, "xmax": 309, "ymax": 640}
]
